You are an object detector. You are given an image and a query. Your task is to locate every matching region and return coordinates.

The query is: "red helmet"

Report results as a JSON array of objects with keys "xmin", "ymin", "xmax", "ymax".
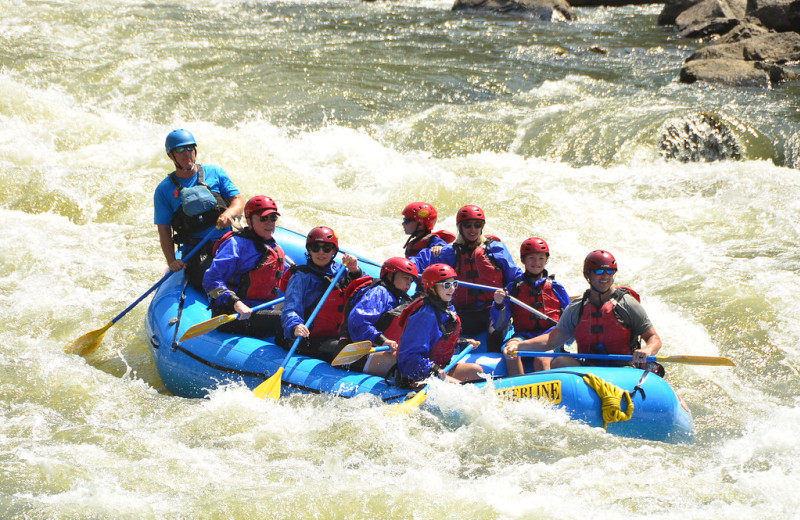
[
  {"xmin": 421, "ymin": 263, "xmax": 458, "ymax": 292},
  {"xmin": 583, "ymin": 250, "xmax": 617, "ymax": 278},
  {"xmin": 244, "ymin": 195, "xmax": 280, "ymax": 220},
  {"xmin": 456, "ymin": 204, "xmax": 485, "ymax": 225},
  {"xmin": 306, "ymin": 226, "xmax": 339, "ymax": 250},
  {"xmin": 402, "ymin": 202, "xmax": 438, "ymax": 232},
  {"xmin": 520, "ymin": 237, "xmax": 549, "ymax": 260},
  {"xmin": 381, "ymin": 257, "xmax": 419, "ymax": 281}
]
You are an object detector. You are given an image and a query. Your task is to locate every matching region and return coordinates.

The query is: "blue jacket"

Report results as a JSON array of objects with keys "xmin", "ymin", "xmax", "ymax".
[
  {"xmin": 347, "ymin": 284, "xmax": 407, "ymax": 343},
  {"xmin": 397, "ymin": 301, "xmax": 455, "ymax": 381},
  {"xmin": 202, "ymin": 235, "xmax": 281, "ymax": 307}
]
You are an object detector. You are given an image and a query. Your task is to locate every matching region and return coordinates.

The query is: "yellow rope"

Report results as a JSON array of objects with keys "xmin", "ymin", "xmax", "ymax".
[{"xmin": 582, "ymin": 373, "xmax": 634, "ymax": 430}]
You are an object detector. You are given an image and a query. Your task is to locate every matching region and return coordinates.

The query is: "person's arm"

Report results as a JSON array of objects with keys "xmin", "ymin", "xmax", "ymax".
[
  {"xmin": 281, "ymin": 272, "xmax": 311, "ymax": 339},
  {"xmin": 157, "ymin": 224, "xmax": 184, "ymax": 271},
  {"xmin": 217, "ymin": 194, "xmax": 244, "ymax": 229},
  {"xmin": 632, "ymin": 326, "xmax": 661, "ymax": 365},
  {"xmin": 348, "ymin": 289, "xmax": 392, "ymax": 344},
  {"xmin": 203, "ymin": 238, "xmax": 241, "ymax": 306},
  {"xmin": 397, "ymin": 308, "xmax": 438, "ymax": 381}
]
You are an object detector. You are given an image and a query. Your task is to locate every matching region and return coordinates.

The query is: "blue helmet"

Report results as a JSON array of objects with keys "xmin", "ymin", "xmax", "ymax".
[{"xmin": 165, "ymin": 129, "xmax": 196, "ymax": 154}]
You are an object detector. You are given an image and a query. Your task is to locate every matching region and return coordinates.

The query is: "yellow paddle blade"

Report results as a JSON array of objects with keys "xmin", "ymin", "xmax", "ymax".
[
  {"xmin": 65, "ymin": 321, "xmax": 113, "ymax": 357},
  {"xmin": 330, "ymin": 341, "xmax": 374, "ymax": 367},
  {"xmin": 388, "ymin": 389, "xmax": 428, "ymax": 415},
  {"xmin": 253, "ymin": 367, "xmax": 284, "ymax": 400},
  {"xmin": 656, "ymin": 355, "xmax": 735, "ymax": 366},
  {"xmin": 179, "ymin": 314, "xmax": 236, "ymax": 342}
]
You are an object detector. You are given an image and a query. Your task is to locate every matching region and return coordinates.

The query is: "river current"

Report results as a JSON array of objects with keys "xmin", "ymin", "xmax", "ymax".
[{"xmin": 2, "ymin": 0, "xmax": 799, "ymax": 518}]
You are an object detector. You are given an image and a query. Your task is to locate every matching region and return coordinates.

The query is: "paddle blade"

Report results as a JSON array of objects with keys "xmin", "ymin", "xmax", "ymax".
[
  {"xmin": 330, "ymin": 341, "xmax": 374, "ymax": 367},
  {"xmin": 65, "ymin": 322, "xmax": 113, "ymax": 357},
  {"xmin": 657, "ymin": 355, "xmax": 735, "ymax": 366},
  {"xmin": 179, "ymin": 314, "xmax": 236, "ymax": 341},
  {"xmin": 253, "ymin": 367, "xmax": 284, "ymax": 400},
  {"xmin": 389, "ymin": 389, "xmax": 428, "ymax": 415}
]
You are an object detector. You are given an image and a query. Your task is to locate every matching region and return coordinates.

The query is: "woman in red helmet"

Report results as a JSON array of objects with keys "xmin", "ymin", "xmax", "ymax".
[
  {"xmin": 491, "ymin": 237, "xmax": 571, "ymax": 374},
  {"xmin": 280, "ymin": 226, "xmax": 362, "ymax": 362},
  {"xmin": 401, "ymin": 202, "xmax": 455, "ymax": 258},
  {"xmin": 337, "ymin": 257, "xmax": 419, "ymax": 376},
  {"xmin": 410, "ymin": 204, "xmax": 523, "ymax": 351},
  {"xmin": 395, "ymin": 264, "xmax": 483, "ymax": 385},
  {"xmin": 202, "ymin": 195, "xmax": 286, "ymax": 338},
  {"xmin": 506, "ymin": 250, "xmax": 663, "ymax": 372}
]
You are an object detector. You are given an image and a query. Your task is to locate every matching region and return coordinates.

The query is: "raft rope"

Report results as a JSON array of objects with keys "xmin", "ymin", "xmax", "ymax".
[{"xmin": 581, "ymin": 372, "xmax": 634, "ymax": 430}]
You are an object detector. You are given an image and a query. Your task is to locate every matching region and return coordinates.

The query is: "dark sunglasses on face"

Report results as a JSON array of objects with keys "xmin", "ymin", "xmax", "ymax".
[
  {"xmin": 592, "ymin": 269, "xmax": 617, "ymax": 275},
  {"xmin": 436, "ymin": 280, "xmax": 459, "ymax": 290},
  {"xmin": 258, "ymin": 214, "xmax": 279, "ymax": 222},
  {"xmin": 461, "ymin": 222, "xmax": 484, "ymax": 230},
  {"xmin": 308, "ymin": 243, "xmax": 334, "ymax": 253},
  {"xmin": 172, "ymin": 145, "xmax": 196, "ymax": 154},
  {"xmin": 402, "ymin": 218, "xmax": 414, "ymax": 225}
]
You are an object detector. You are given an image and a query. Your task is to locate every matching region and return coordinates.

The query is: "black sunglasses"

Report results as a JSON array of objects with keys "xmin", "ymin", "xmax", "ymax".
[
  {"xmin": 172, "ymin": 145, "xmax": 196, "ymax": 154},
  {"xmin": 258, "ymin": 214, "xmax": 279, "ymax": 223},
  {"xmin": 308, "ymin": 243, "xmax": 334, "ymax": 253}
]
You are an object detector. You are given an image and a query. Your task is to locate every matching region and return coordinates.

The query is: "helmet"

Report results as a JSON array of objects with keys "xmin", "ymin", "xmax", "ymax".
[
  {"xmin": 456, "ymin": 204, "xmax": 485, "ymax": 225},
  {"xmin": 402, "ymin": 202, "xmax": 438, "ymax": 232},
  {"xmin": 165, "ymin": 129, "xmax": 196, "ymax": 154},
  {"xmin": 421, "ymin": 263, "xmax": 458, "ymax": 292},
  {"xmin": 583, "ymin": 250, "xmax": 617, "ymax": 278},
  {"xmin": 244, "ymin": 196, "xmax": 280, "ymax": 220},
  {"xmin": 306, "ymin": 226, "xmax": 339, "ymax": 250},
  {"xmin": 520, "ymin": 237, "xmax": 550, "ymax": 260},
  {"xmin": 381, "ymin": 257, "xmax": 419, "ymax": 281}
]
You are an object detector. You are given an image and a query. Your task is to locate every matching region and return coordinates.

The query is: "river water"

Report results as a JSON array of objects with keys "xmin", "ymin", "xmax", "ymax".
[{"xmin": 2, "ymin": 0, "xmax": 800, "ymax": 518}]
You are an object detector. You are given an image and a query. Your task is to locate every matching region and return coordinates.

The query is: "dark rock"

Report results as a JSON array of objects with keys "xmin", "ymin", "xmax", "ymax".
[
  {"xmin": 452, "ymin": 0, "xmax": 574, "ymax": 20},
  {"xmin": 680, "ymin": 57, "xmax": 774, "ymax": 86},
  {"xmin": 677, "ymin": 17, "xmax": 742, "ymax": 37},
  {"xmin": 687, "ymin": 31, "xmax": 800, "ymax": 61},
  {"xmin": 660, "ymin": 0, "xmax": 705, "ymax": 25},
  {"xmin": 746, "ymin": 0, "xmax": 800, "ymax": 32},
  {"xmin": 659, "ymin": 113, "xmax": 742, "ymax": 162},
  {"xmin": 675, "ymin": 0, "xmax": 746, "ymax": 30}
]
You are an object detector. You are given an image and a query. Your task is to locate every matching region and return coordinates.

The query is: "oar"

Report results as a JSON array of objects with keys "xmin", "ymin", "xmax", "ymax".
[
  {"xmin": 179, "ymin": 297, "xmax": 286, "ymax": 342},
  {"xmin": 66, "ymin": 228, "xmax": 218, "ymax": 357},
  {"xmin": 516, "ymin": 351, "xmax": 735, "ymax": 366},
  {"xmin": 331, "ymin": 343, "xmax": 391, "ymax": 367},
  {"xmin": 391, "ymin": 344, "xmax": 476, "ymax": 414},
  {"xmin": 253, "ymin": 265, "xmax": 348, "ymax": 400},
  {"xmin": 457, "ymin": 281, "xmax": 557, "ymax": 325}
]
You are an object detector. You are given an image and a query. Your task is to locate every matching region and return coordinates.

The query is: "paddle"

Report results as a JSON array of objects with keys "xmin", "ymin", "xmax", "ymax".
[
  {"xmin": 253, "ymin": 265, "xmax": 348, "ymax": 400},
  {"xmin": 516, "ymin": 351, "xmax": 735, "ymax": 366},
  {"xmin": 178, "ymin": 296, "xmax": 286, "ymax": 342},
  {"xmin": 66, "ymin": 228, "xmax": 218, "ymax": 357},
  {"xmin": 391, "ymin": 344, "xmax": 476, "ymax": 414},
  {"xmin": 330, "ymin": 343, "xmax": 391, "ymax": 367},
  {"xmin": 457, "ymin": 281, "xmax": 557, "ymax": 325}
]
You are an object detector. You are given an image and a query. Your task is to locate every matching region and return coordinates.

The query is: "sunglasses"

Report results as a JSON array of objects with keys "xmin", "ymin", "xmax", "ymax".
[
  {"xmin": 308, "ymin": 243, "xmax": 335, "ymax": 253},
  {"xmin": 258, "ymin": 214, "xmax": 279, "ymax": 222},
  {"xmin": 461, "ymin": 222, "xmax": 484, "ymax": 230},
  {"xmin": 436, "ymin": 280, "xmax": 459, "ymax": 290},
  {"xmin": 172, "ymin": 145, "xmax": 196, "ymax": 154},
  {"xmin": 402, "ymin": 218, "xmax": 414, "ymax": 225},
  {"xmin": 592, "ymin": 269, "xmax": 617, "ymax": 275}
]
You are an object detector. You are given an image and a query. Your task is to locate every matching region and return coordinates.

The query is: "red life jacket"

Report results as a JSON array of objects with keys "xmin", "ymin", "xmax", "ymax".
[
  {"xmin": 573, "ymin": 287, "xmax": 642, "ymax": 359},
  {"xmin": 509, "ymin": 275, "xmax": 562, "ymax": 334},
  {"xmin": 211, "ymin": 229, "xmax": 285, "ymax": 302},
  {"xmin": 453, "ymin": 237, "xmax": 503, "ymax": 310},
  {"xmin": 396, "ymin": 298, "xmax": 461, "ymax": 367},
  {"xmin": 404, "ymin": 230, "xmax": 457, "ymax": 258},
  {"xmin": 280, "ymin": 265, "xmax": 350, "ymax": 338}
]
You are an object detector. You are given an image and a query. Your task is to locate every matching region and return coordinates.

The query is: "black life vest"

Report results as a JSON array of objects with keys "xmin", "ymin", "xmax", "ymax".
[
  {"xmin": 170, "ymin": 165, "xmax": 229, "ymax": 244},
  {"xmin": 211, "ymin": 228, "xmax": 285, "ymax": 302}
]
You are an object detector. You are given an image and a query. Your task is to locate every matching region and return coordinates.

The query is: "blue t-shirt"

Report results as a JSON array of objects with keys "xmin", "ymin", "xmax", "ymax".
[{"xmin": 153, "ymin": 164, "xmax": 240, "ymax": 227}]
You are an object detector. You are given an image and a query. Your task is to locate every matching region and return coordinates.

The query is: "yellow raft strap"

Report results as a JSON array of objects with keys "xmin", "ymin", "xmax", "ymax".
[{"xmin": 582, "ymin": 373, "xmax": 634, "ymax": 430}]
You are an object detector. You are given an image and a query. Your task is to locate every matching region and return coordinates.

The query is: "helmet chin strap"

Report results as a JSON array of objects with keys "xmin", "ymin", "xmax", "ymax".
[{"xmin": 170, "ymin": 152, "xmax": 194, "ymax": 173}]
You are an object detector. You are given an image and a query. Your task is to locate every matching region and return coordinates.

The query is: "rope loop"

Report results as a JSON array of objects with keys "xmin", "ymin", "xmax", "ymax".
[{"xmin": 582, "ymin": 372, "xmax": 634, "ymax": 430}]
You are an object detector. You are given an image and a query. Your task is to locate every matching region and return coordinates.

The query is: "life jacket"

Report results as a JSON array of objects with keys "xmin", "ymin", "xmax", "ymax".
[
  {"xmin": 404, "ymin": 230, "xmax": 457, "ymax": 258},
  {"xmin": 396, "ymin": 298, "xmax": 461, "ymax": 368},
  {"xmin": 509, "ymin": 273, "xmax": 563, "ymax": 333},
  {"xmin": 280, "ymin": 264, "xmax": 349, "ymax": 338},
  {"xmin": 573, "ymin": 287, "xmax": 642, "ymax": 361},
  {"xmin": 452, "ymin": 236, "xmax": 504, "ymax": 310},
  {"xmin": 211, "ymin": 229, "xmax": 285, "ymax": 302},
  {"xmin": 170, "ymin": 165, "xmax": 229, "ymax": 244},
  {"xmin": 341, "ymin": 277, "xmax": 414, "ymax": 342}
]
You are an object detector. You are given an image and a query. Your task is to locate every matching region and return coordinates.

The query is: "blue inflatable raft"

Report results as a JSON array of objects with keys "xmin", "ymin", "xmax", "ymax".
[{"xmin": 145, "ymin": 227, "xmax": 694, "ymax": 443}]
